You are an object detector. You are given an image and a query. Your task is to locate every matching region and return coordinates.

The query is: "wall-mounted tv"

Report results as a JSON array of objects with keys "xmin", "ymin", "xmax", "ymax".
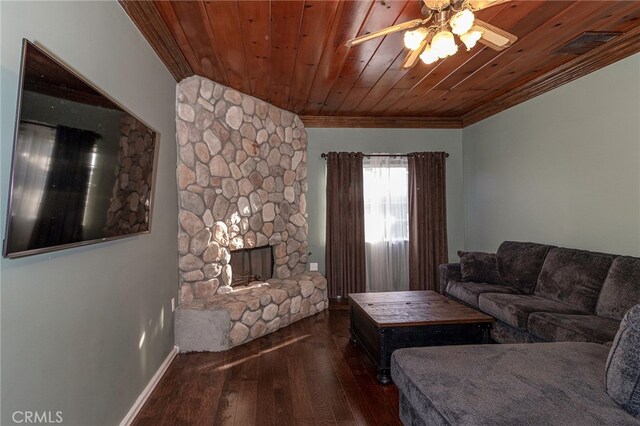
[{"xmin": 3, "ymin": 40, "xmax": 159, "ymax": 258}]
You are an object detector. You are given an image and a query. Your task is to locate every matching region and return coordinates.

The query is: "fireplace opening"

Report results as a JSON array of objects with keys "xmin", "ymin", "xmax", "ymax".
[{"xmin": 229, "ymin": 245, "xmax": 274, "ymax": 288}]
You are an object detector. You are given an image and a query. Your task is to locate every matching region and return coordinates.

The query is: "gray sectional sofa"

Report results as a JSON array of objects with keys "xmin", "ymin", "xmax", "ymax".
[
  {"xmin": 440, "ymin": 241, "xmax": 640, "ymax": 344},
  {"xmin": 392, "ymin": 341, "xmax": 639, "ymax": 425},
  {"xmin": 390, "ymin": 241, "xmax": 640, "ymax": 425}
]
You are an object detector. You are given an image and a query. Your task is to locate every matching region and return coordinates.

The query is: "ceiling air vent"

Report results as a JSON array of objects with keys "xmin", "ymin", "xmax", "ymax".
[{"xmin": 555, "ymin": 31, "xmax": 622, "ymax": 55}]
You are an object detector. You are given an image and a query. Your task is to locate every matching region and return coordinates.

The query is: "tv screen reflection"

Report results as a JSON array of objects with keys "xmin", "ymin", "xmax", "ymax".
[{"xmin": 3, "ymin": 41, "xmax": 158, "ymax": 258}]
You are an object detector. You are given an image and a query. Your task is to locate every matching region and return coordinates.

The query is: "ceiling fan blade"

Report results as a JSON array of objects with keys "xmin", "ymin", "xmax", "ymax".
[
  {"xmin": 345, "ymin": 19, "xmax": 425, "ymax": 47},
  {"xmin": 467, "ymin": 0, "xmax": 511, "ymax": 11},
  {"xmin": 473, "ymin": 19, "xmax": 517, "ymax": 51},
  {"xmin": 402, "ymin": 39, "xmax": 430, "ymax": 70}
]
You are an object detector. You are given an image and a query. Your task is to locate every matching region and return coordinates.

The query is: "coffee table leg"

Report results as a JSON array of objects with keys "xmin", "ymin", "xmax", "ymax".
[
  {"xmin": 349, "ymin": 305, "xmax": 358, "ymax": 344},
  {"xmin": 482, "ymin": 326, "xmax": 490, "ymax": 344},
  {"xmin": 377, "ymin": 368, "xmax": 392, "ymax": 385},
  {"xmin": 376, "ymin": 328, "xmax": 393, "ymax": 384}
]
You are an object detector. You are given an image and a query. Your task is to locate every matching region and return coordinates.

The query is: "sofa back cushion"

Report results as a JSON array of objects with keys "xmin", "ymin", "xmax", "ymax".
[
  {"xmin": 535, "ymin": 248, "xmax": 614, "ymax": 313},
  {"xmin": 458, "ymin": 251, "xmax": 502, "ymax": 285},
  {"xmin": 496, "ymin": 241, "xmax": 553, "ymax": 294},
  {"xmin": 597, "ymin": 256, "xmax": 640, "ymax": 321},
  {"xmin": 605, "ymin": 304, "xmax": 640, "ymax": 418}
]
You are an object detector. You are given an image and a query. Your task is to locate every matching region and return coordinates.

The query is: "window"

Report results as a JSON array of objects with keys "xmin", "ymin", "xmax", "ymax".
[
  {"xmin": 363, "ymin": 158, "xmax": 408, "ymax": 242},
  {"xmin": 363, "ymin": 155, "xmax": 410, "ymax": 292}
]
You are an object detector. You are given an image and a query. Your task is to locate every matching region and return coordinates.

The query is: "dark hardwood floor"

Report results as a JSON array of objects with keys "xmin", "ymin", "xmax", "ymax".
[{"xmin": 133, "ymin": 307, "xmax": 401, "ymax": 425}]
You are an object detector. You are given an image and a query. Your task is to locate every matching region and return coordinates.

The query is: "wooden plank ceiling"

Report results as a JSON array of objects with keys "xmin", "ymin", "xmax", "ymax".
[{"xmin": 120, "ymin": 0, "xmax": 640, "ymax": 127}]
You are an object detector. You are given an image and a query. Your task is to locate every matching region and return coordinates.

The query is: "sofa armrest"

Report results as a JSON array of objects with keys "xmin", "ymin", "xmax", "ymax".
[{"xmin": 439, "ymin": 263, "xmax": 462, "ymax": 294}]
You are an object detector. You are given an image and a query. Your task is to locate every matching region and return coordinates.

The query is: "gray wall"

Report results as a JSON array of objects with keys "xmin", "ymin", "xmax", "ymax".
[
  {"xmin": 1, "ymin": 2, "xmax": 178, "ymax": 425},
  {"xmin": 463, "ymin": 53, "xmax": 640, "ymax": 255},
  {"xmin": 305, "ymin": 128, "xmax": 464, "ymax": 273}
]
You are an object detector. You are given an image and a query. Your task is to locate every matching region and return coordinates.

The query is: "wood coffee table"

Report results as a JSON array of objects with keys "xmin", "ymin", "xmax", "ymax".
[{"xmin": 349, "ymin": 290, "xmax": 494, "ymax": 384}]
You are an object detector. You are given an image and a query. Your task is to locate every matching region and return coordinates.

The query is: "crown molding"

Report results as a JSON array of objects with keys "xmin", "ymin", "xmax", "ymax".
[{"xmin": 301, "ymin": 115, "xmax": 463, "ymax": 129}]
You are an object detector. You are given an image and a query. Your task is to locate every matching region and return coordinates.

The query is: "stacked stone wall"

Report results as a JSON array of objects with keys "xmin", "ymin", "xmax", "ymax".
[{"xmin": 176, "ymin": 76, "xmax": 309, "ymax": 299}]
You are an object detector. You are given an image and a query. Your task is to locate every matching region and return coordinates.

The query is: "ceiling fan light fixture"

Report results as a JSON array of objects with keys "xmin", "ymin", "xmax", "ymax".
[
  {"xmin": 432, "ymin": 30, "xmax": 457, "ymax": 58},
  {"xmin": 420, "ymin": 45, "xmax": 439, "ymax": 64},
  {"xmin": 460, "ymin": 29, "xmax": 482, "ymax": 50},
  {"xmin": 404, "ymin": 27, "xmax": 429, "ymax": 50},
  {"xmin": 345, "ymin": 1, "xmax": 518, "ymax": 71},
  {"xmin": 450, "ymin": 9, "xmax": 475, "ymax": 35}
]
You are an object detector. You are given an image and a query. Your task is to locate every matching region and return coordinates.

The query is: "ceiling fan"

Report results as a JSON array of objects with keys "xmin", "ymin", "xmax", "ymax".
[{"xmin": 345, "ymin": 0, "xmax": 518, "ymax": 69}]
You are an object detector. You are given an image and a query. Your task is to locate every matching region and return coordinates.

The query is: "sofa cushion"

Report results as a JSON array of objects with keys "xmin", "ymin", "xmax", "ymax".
[
  {"xmin": 458, "ymin": 251, "xmax": 503, "ymax": 284},
  {"xmin": 597, "ymin": 256, "xmax": 640, "ymax": 321},
  {"xmin": 606, "ymin": 304, "xmax": 640, "ymax": 418},
  {"xmin": 496, "ymin": 241, "xmax": 553, "ymax": 294},
  {"xmin": 391, "ymin": 342, "xmax": 640, "ymax": 426},
  {"xmin": 535, "ymin": 247, "xmax": 614, "ymax": 313},
  {"xmin": 446, "ymin": 281, "xmax": 520, "ymax": 309},
  {"xmin": 479, "ymin": 293, "xmax": 585, "ymax": 330},
  {"xmin": 439, "ymin": 263, "xmax": 462, "ymax": 295},
  {"xmin": 492, "ymin": 320, "xmax": 546, "ymax": 344},
  {"xmin": 528, "ymin": 312, "xmax": 620, "ymax": 344},
  {"xmin": 398, "ymin": 392, "xmax": 447, "ymax": 426}
]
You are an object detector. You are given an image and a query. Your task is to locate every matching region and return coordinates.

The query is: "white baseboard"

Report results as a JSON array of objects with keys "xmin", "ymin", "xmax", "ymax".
[{"xmin": 120, "ymin": 345, "xmax": 179, "ymax": 426}]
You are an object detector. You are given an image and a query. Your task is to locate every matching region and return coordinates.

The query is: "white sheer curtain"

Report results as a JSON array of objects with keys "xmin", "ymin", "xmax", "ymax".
[{"xmin": 363, "ymin": 155, "xmax": 410, "ymax": 292}]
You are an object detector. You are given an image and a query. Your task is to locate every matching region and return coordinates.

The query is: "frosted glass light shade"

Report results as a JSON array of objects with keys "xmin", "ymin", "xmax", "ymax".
[
  {"xmin": 404, "ymin": 27, "xmax": 428, "ymax": 50},
  {"xmin": 450, "ymin": 9, "xmax": 475, "ymax": 35},
  {"xmin": 432, "ymin": 30, "xmax": 457, "ymax": 58},
  {"xmin": 460, "ymin": 30, "xmax": 482, "ymax": 50},
  {"xmin": 448, "ymin": 42, "xmax": 459, "ymax": 57},
  {"xmin": 420, "ymin": 45, "xmax": 439, "ymax": 64}
]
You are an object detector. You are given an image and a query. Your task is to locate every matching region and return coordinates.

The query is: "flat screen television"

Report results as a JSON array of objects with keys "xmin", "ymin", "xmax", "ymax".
[{"xmin": 3, "ymin": 40, "xmax": 158, "ymax": 258}]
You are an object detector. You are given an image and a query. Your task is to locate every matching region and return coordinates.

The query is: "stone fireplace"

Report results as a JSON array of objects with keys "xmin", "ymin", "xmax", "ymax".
[
  {"xmin": 174, "ymin": 76, "xmax": 327, "ymax": 352},
  {"xmin": 175, "ymin": 76, "xmax": 310, "ymax": 300}
]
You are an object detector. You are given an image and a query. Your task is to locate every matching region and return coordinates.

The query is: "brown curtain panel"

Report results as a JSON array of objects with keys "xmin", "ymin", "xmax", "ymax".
[
  {"xmin": 325, "ymin": 152, "xmax": 366, "ymax": 299},
  {"xmin": 408, "ymin": 152, "xmax": 448, "ymax": 292}
]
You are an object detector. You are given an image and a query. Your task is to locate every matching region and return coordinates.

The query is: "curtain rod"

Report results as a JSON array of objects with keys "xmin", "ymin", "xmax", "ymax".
[{"xmin": 320, "ymin": 152, "xmax": 449, "ymax": 159}]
